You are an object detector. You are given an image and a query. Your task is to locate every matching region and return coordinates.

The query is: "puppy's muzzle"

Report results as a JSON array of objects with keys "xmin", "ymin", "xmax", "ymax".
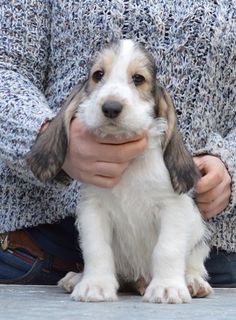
[{"xmin": 102, "ymin": 100, "xmax": 123, "ymax": 119}]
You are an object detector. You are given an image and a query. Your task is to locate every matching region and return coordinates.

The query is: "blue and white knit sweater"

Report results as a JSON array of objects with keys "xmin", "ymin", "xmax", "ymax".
[{"xmin": 0, "ymin": 0, "xmax": 235, "ymax": 252}]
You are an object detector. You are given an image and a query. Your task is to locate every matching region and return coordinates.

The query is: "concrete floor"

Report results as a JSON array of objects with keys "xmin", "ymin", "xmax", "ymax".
[{"xmin": 0, "ymin": 285, "xmax": 235, "ymax": 320}]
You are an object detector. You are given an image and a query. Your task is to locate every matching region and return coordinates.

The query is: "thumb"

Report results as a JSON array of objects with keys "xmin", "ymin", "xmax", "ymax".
[{"xmin": 193, "ymin": 156, "xmax": 205, "ymax": 172}]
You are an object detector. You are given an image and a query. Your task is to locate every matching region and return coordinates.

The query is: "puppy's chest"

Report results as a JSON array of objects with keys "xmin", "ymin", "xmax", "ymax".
[
  {"xmin": 106, "ymin": 183, "xmax": 161, "ymax": 281},
  {"xmin": 111, "ymin": 146, "xmax": 172, "ymax": 207},
  {"xmin": 95, "ymin": 148, "xmax": 172, "ymax": 280}
]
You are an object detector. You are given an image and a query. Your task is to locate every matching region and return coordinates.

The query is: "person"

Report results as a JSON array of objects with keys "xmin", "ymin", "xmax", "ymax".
[{"xmin": 0, "ymin": 1, "xmax": 235, "ymax": 287}]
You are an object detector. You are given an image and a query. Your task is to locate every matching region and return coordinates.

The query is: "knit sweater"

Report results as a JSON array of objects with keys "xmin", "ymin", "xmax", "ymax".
[{"xmin": 0, "ymin": 0, "xmax": 235, "ymax": 252}]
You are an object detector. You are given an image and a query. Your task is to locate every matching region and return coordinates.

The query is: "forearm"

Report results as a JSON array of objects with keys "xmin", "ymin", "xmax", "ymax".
[{"xmin": 0, "ymin": 69, "xmax": 56, "ymax": 185}]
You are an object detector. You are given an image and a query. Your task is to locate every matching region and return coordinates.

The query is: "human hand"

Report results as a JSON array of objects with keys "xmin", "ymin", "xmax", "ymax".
[
  {"xmin": 193, "ymin": 155, "xmax": 232, "ymax": 219},
  {"xmin": 62, "ymin": 118, "xmax": 147, "ymax": 188}
]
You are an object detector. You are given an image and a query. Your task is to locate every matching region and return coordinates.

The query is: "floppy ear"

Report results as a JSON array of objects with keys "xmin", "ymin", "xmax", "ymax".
[
  {"xmin": 26, "ymin": 83, "xmax": 86, "ymax": 183},
  {"xmin": 154, "ymin": 82, "xmax": 200, "ymax": 194}
]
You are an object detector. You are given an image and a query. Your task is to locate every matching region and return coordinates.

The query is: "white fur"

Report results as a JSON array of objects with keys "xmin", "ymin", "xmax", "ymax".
[{"xmin": 59, "ymin": 40, "xmax": 212, "ymax": 303}]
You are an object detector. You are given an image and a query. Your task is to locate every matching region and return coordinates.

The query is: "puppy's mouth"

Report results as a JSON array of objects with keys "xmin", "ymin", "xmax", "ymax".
[{"xmin": 93, "ymin": 121, "xmax": 138, "ymax": 138}]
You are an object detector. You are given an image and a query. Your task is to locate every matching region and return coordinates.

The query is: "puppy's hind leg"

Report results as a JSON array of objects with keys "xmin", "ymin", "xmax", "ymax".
[
  {"xmin": 186, "ymin": 241, "xmax": 213, "ymax": 298},
  {"xmin": 58, "ymin": 272, "xmax": 83, "ymax": 293}
]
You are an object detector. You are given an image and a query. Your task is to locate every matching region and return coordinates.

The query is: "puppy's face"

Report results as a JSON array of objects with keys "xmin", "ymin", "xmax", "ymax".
[
  {"xmin": 26, "ymin": 39, "xmax": 200, "ymax": 193},
  {"xmin": 78, "ymin": 40, "xmax": 156, "ymax": 137}
]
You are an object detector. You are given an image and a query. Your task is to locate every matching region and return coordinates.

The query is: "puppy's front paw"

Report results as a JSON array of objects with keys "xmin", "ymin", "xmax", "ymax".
[
  {"xmin": 71, "ymin": 275, "xmax": 119, "ymax": 302},
  {"xmin": 186, "ymin": 275, "xmax": 213, "ymax": 298},
  {"xmin": 143, "ymin": 279, "xmax": 191, "ymax": 304},
  {"xmin": 58, "ymin": 271, "xmax": 83, "ymax": 293}
]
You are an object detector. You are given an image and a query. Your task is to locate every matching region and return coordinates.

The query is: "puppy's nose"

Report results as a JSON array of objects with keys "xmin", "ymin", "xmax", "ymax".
[{"xmin": 102, "ymin": 100, "xmax": 123, "ymax": 119}]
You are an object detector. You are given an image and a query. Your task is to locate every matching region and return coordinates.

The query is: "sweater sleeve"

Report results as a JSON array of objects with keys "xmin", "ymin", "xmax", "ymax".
[
  {"xmin": 195, "ymin": 7, "xmax": 236, "ymax": 214},
  {"xmin": 0, "ymin": 1, "xmax": 56, "ymax": 185}
]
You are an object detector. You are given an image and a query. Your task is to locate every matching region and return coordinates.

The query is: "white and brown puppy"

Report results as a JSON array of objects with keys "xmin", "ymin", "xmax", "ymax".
[{"xmin": 27, "ymin": 39, "xmax": 212, "ymax": 303}]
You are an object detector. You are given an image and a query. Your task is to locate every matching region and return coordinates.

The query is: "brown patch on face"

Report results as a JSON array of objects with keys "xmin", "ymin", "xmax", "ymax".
[
  {"xmin": 86, "ymin": 44, "xmax": 119, "ymax": 93},
  {"xmin": 127, "ymin": 46, "xmax": 156, "ymax": 102}
]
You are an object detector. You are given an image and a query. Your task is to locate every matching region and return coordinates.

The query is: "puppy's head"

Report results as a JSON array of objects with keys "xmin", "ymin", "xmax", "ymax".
[
  {"xmin": 26, "ymin": 39, "xmax": 200, "ymax": 192},
  {"xmin": 78, "ymin": 39, "xmax": 157, "ymax": 137}
]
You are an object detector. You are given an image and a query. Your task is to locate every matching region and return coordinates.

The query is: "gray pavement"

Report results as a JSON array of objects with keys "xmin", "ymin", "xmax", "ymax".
[{"xmin": 0, "ymin": 285, "xmax": 235, "ymax": 320}]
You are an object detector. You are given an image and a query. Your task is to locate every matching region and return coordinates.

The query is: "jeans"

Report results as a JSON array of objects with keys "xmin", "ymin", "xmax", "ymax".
[
  {"xmin": 205, "ymin": 247, "xmax": 236, "ymax": 288},
  {"xmin": 0, "ymin": 246, "xmax": 236, "ymax": 286},
  {"xmin": 0, "ymin": 248, "xmax": 67, "ymax": 285}
]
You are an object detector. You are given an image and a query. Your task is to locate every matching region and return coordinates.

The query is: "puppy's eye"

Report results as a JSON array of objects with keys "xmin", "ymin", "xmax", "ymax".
[
  {"xmin": 132, "ymin": 74, "xmax": 145, "ymax": 86},
  {"xmin": 92, "ymin": 70, "xmax": 104, "ymax": 82}
]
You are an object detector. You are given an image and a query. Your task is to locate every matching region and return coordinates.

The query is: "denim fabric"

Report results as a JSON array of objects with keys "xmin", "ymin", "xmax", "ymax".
[
  {"xmin": 205, "ymin": 248, "xmax": 236, "ymax": 288},
  {"xmin": 0, "ymin": 249, "xmax": 67, "ymax": 285},
  {"xmin": 1, "ymin": 246, "xmax": 236, "ymax": 286},
  {"xmin": 26, "ymin": 217, "xmax": 83, "ymax": 262}
]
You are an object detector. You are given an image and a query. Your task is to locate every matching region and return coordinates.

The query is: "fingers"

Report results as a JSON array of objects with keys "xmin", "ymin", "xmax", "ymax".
[
  {"xmin": 193, "ymin": 155, "xmax": 232, "ymax": 219},
  {"xmin": 194, "ymin": 157, "xmax": 225, "ymax": 194},
  {"xmin": 194, "ymin": 171, "xmax": 223, "ymax": 194},
  {"xmin": 70, "ymin": 119, "xmax": 147, "ymax": 162},
  {"xmin": 97, "ymin": 138, "xmax": 147, "ymax": 163},
  {"xmin": 62, "ymin": 118, "xmax": 147, "ymax": 187},
  {"xmin": 94, "ymin": 161, "xmax": 129, "ymax": 177},
  {"xmin": 75, "ymin": 160, "xmax": 129, "ymax": 180},
  {"xmin": 76, "ymin": 172, "xmax": 121, "ymax": 189},
  {"xmin": 78, "ymin": 137, "xmax": 147, "ymax": 163},
  {"xmin": 196, "ymin": 180, "xmax": 229, "ymax": 204},
  {"xmin": 196, "ymin": 184, "xmax": 231, "ymax": 219}
]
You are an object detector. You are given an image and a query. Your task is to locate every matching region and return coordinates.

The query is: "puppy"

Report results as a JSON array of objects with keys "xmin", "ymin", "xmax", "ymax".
[{"xmin": 27, "ymin": 39, "xmax": 213, "ymax": 303}]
